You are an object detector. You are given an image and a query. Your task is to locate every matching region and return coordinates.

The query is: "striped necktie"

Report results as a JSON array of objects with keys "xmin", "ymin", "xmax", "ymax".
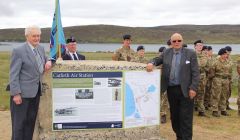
[{"xmin": 33, "ymin": 49, "xmax": 44, "ymax": 73}]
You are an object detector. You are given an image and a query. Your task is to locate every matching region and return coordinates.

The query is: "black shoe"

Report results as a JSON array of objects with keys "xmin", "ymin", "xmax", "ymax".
[
  {"xmin": 238, "ymin": 110, "xmax": 240, "ymax": 116},
  {"xmin": 161, "ymin": 115, "xmax": 167, "ymax": 124},
  {"xmin": 205, "ymin": 106, "xmax": 209, "ymax": 110},
  {"xmin": 212, "ymin": 111, "xmax": 220, "ymax": 117},
  {"xmin": 198, "ymin": 111, "xmax": 209, "ymax": 117},
  {"xmin": 226, "ymin": 106, "xmax": 233, "ymax": 110},
  {"xmin": 194, "ymin": 107, "xmax": 198, "ymax": 111},
  {"xmin": 221, "ymin": 111, "xmax": 230, "ymax": 116}
]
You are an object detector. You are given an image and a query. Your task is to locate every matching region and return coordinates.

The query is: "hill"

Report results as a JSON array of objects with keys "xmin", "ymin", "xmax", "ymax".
[{"xmin": 0, "ymin": 24, "xmax": 240, "ymax": 44}]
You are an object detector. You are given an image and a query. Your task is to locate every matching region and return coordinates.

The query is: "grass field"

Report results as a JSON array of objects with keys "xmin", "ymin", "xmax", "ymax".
[{"xmin": 0, "ymin": 51, "xmax": 239, "ymax": 110}]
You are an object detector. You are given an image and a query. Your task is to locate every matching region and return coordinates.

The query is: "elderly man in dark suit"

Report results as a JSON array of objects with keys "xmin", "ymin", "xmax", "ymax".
[
  {"xmin": 146, "ymin": 33, "xmax": 199, "ymax": 140},
  {"xmin": 62, "ymin": 36, "xmax": 85, "ymax": 60},
  {"xmin": 9, "ymin": 25, "xmax": 51, "ymax": 140}
]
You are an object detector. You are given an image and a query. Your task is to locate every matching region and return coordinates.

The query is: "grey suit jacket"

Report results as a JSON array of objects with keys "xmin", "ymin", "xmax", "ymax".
[
  {"xmin": 10, "ymin": 42, "xmax": 47, "ymax": 98},
  {"xmin": 152, "ymin": 47, "xmax": 199, "ymax": 97}
]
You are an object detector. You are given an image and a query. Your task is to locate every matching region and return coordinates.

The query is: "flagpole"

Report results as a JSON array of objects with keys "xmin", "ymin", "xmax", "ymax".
[{"xmin": 56, "ymin": 0, "xmax": 62, "ymax": 60}]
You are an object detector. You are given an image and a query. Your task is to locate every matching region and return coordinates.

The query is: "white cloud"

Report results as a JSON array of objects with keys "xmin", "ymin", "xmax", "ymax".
[{"xmin": 0, "ymin": 0, "xmax": 239, "ymax": 29}]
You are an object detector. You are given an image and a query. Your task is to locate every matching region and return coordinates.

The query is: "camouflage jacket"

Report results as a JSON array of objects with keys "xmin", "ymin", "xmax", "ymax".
[
  {"xmin": 209, "ymin": 57, "xmax": 232, "ymax": 79},
  {"xmin": 206, "ymin": 56, "xmax": 216, "ymax": 77},
  {"xmin": 226, "ymin": 56, "xmax": 233, "ymax": 80},
  {"xmin": 197, "ymin": 52, "xmax": 209, "ymax": 74},
  {"xmin": 113, "ymin": 46, "xmax": 136, "ymax": 61},
  {"xmin": 237, "ymin": 57, "xmax": 240, "ymax": 75},
  {"xmin": 131, "ymin": 56, "xmax": 148, "ymax": 64}
]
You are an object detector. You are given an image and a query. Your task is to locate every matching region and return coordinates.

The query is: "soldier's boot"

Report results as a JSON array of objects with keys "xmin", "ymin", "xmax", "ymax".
[
  {"xmin": 212, "ymin": 111, "xmax": 220, "ymax": 117},
  {"xmin": 205, "ymin": 106, "xmax": 209, "ymax": 110},
  {"xmin": 221, "ymin": 111, "xmax": 230, "ymax": 116},
  {"xmin": 194, "ymin": 106, "xmax": 198, "ymax": 111},
  {"xmin": 161, "ymin": 114, "xmax": 167, "ymax": 124},
  {"xmin": 198, "ymin": 111, "xmax": 209, "ymax": 117}
]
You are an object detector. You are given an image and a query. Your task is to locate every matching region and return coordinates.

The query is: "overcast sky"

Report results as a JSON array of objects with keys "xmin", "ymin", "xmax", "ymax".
[{"xmin": 0, "ymin": 0, "xmax": 239, "ymax": 29}]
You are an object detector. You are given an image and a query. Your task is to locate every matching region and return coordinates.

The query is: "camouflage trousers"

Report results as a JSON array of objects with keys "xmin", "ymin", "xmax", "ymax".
[
  {"xmin": 195, "ymin": 74, "xmax": 207, "ymax": 112},
  {"xmin": 204, "ymin": 78, "xmax": 212, "ymax": 108},
  {"xmin": 238, "ymin": 77, "xmax": 240, "ymax": 110},
  {"xmin": 211, "ymin": 77, "xmax": 229, "ymax": 111},
  {"xmin": 226, "ymin": 80, "xmax": 232, "ymax": 107},
  {"xmin": 160, "ymin": 91, "xmax": 168, "ymax": 115}
]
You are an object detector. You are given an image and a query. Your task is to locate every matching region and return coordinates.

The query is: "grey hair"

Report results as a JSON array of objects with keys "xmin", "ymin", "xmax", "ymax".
[{"xmin": 25, "ymin": 25, "xmax": 41, "ymax": 36}]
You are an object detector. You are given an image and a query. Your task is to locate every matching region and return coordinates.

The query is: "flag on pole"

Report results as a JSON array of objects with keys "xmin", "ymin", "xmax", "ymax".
[{"xmin": 50, "ymin": 0, "xmax": 66, "ymax": 61}]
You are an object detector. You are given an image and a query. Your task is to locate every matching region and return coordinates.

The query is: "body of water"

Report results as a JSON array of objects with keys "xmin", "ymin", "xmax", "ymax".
[{"xmin": 1, "ymin": 42, "xmax": 240, "ymax": 54}]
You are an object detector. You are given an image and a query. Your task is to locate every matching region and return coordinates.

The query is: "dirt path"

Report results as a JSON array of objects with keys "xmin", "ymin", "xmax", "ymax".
[{"xmin": 0, "ymin": 111, "xmax": 11, "ymax": 140}]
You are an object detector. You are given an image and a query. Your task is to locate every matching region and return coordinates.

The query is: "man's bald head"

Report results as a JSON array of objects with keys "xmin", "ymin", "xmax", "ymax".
[{"xmin": 170, "ymin": 33, "xmax": 183, "ymax": 49}]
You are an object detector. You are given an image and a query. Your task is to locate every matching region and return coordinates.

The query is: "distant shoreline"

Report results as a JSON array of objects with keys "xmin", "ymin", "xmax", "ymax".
[{"xmin": 1, "ymin": 24, "xmax": 240, "ymax": 44}]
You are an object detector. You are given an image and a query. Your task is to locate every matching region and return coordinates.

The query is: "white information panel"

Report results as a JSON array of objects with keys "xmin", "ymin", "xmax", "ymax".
[
  {"xmin": 52, "ymin": 70, "xmax": 160, "ymax": 130},
  {"xmin": 124, "ymin": 71, "xmax": 160, "ymax": 128}
]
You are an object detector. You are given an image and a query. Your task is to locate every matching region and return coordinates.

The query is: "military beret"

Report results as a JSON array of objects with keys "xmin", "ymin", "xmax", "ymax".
[
  {"xmin": 167, "ymin": 39, "xmax": 171, "ymax": 46},
  {"xmin": 123, "ymin": 34, "xmax": 131, "ymax": 40},
  {"xmin": 218, "ymin": 48, "xmax": 227, "ymax": 55},
  {"xmin": 182, "ymin": 44, "xmax": 188, "ymax": 48},
  {"xmin": 66, "ymin": 36, "xmax": 76, "ymax": 43},
  {"xmin": 158, "ymin": 46, "xmax": 166, "ymax": 52},
  {"xmin": 202, "ymin": 45, "xmax": 208, "ymax": 51},
  {"xmin": 225, "ymin": 46, "xmax": 232, "ymax": 52},
  {"xmin": 194, "ymin": 40, "xmax": 203, "ymax": 45},
  {"xmin": 207, "ymin": 46, "xmax": 212, "ymax": 50},
  {"xmin": 137, "ymin": 45, "xmax": 145, "ymax": 51}
]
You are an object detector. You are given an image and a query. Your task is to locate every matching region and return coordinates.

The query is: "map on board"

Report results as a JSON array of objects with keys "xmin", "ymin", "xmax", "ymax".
[{"xmin": 124, "ymin": 70, "xmax": 160, "ymax": 128}]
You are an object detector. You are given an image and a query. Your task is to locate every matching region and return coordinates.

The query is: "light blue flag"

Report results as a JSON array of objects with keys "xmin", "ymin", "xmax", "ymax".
[{"xmin": 50, "ymin": 0, "xmax": 66, "ymax": 61}]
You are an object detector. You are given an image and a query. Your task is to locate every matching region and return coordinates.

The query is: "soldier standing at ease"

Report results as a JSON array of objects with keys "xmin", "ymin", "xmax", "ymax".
[
  {"xmin": 112, "ymin": 34, "xmax": 136, "ymax": 61},
  {"xmin": 225, "ymin": 46, "xmax": 233, "ymax": 110},
  {"xmin": 194, "ymin": 40, "xmax": 209, "ymax": 117},
  {"xmin": 157, "ymin": 46, "xmax": 168, "ymax": 124},
  {"xmin": 204, "ymin": 46, "xmax": 214, "ymax": 110},
  {"xmin": 131, "ymin": 45, "xmax": 148, "ymax": 63},
  {"xmin": 209, "ymin": 48, "xmax": 231, "ymax": 117},
  {"xmin": 237, "ymin": 57, "xmax": 240, "ymax": 116}
]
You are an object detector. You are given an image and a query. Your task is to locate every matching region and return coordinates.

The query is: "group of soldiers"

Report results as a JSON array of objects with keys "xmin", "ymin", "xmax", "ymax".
[
  {"xmin": 112, "ymin": 34, "xmax": 240, "ymax": 123},
  {"xmin": 193, "ymin": 40, "xmax": 234, "ymax": 117}
]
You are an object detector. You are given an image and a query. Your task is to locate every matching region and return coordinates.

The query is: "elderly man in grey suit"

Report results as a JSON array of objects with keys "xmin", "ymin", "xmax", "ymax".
[
  {"xmin": 9, "ymin": 25, "xmax": 51, "ymax": 140},
  {"xmin": 147, "ymin": 33, "xmax": 199, "ymax": 140}
]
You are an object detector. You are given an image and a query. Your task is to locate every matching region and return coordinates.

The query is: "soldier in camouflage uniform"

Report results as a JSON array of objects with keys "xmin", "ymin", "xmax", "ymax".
[
  {"xmin": 204, "ymin": 46, "xmax": 214, "ymax": 109},
  {"xmin": 112, "ymin": 34, "xmax": 136, "ymax": 61},
  {"xmin": 225, "ymin": 46, "xmax": 233, "ymax": 110},
  {"xmin": 202, "ymin": 45, "xmax": 208, "ymax": 56},
  {"xmin": 237, "ymin": 58, "xmax": 240, "ymax": 116},
  {"xmin": 131, "ymin": 46, "xmax": 148, "ymax": 64},
  {"xmin": 194, "ymin": 40, "xmax": 209, "ymax": 116},
  {"xmin": 209, "ymin": 48, "xmax": 232, "ymax": 117},
  {"xmin": 157, "ymin": 46, "xmax": 168, "ymax": 124}
]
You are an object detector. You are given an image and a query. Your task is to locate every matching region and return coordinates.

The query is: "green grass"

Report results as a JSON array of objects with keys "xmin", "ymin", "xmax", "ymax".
[
  {"xmin": 0, "ymin": 52, "xmax": 10, "ymax": 110},
  {"xmin": 1, "ymin": 52, "xmax": 239, "ymax": 110}
]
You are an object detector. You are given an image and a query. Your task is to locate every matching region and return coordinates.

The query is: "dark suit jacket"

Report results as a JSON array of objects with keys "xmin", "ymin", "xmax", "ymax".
[
  {"xmin": 62, "ymin": 52, "xmax": 85, "ymax": 60},
  {"xmin": 152, "ymin": 47, "xmax": 199, "ymax": 97}
]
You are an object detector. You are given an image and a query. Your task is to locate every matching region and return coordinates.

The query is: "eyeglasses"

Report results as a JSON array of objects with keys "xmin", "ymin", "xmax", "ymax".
[{"xmin": 172, "ymin": 40, "xmax": 182, "ymax": 43}]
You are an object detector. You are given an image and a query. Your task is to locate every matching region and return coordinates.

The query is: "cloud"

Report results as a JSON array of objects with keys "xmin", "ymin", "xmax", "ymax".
[{"xmin": 0, "ymin": 0, "xmax": 239, "ymax": 29}]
